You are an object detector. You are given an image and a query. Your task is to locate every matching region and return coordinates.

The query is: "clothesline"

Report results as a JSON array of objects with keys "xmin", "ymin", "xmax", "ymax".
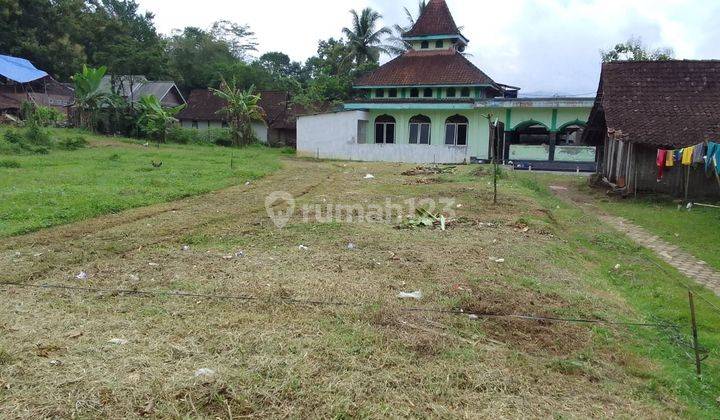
[{"xmin": 656, "ymin": 141, "xmax": 720, "ymax": 182}]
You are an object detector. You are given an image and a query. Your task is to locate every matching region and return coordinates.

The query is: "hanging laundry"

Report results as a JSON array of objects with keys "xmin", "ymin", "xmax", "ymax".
[
  {"xmin": 707, "ymin": 142, "xmax": 719, "ymax": 172},
  {"xmin": 666, "ymin": 149, "xmax": 675, "ymax": 167},
  {"xmin": 682, "ymin": 146, "xmax": 694, "ymax": 166},
  {"xmin": 693, "ymin": 143, "xmax": 705, "ymax": 164},
  {"xmin": 656, "ymin": 149, "xmax": 667, "ymax": 180},
  {"xmin": 674, "ymin": 149, "xmax": 683, "ymax": 164}
]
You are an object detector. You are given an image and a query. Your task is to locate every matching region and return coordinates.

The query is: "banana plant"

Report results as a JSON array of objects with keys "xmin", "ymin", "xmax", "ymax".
[
  {"xmin": 72, "ymin": 65, "xmax": 113, "ymax": 130},
  {"xmin": 210, "ymin": 79, "xmax": 264, "ymax": 147},
  {"xmin": 137, "ymin": 95, "xmax": 185, "ymax": 142}
]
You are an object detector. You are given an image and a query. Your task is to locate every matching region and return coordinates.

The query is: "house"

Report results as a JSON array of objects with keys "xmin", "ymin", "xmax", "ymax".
[
  {"xmin": 583, "ymin": 60, "xmax": 720, "ymax": 198},
  {"xmin": 297, "ymin": 0, "xmax": 596, "ymax": 169},
  {"xmin": 99, "ymin": 75, "xmax": 185, "ymax": 107},
  {"xmin": 176, "ymin": 89, "xmax": 308, "ymax": 146},
  {"xmin": 0, "ymin": 54, "xmax": 74, "ymax": 117}
]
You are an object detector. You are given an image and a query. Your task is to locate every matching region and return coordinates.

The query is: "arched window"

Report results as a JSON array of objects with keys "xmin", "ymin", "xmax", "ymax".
[
  {"xmin": 445, "ymin": 115, "xmax": 469, "ymax": 146},
  {"xmin": 423, "ymin": 88, "xmax": 433, "ymax": 98},
  {"xmin": 409, "ymin": 88, "xmax": 420, "ymax": 98},
  {"xmin": 375, "ymin": 115, "xmax": 396, "ymax": 144},
  {"xmin": 409, "ymin": 115, "xmax": 431, "ymax": 145},
  {"xmin": 558, "ymin": 123, "xmax": 587, "ymax": 145}
]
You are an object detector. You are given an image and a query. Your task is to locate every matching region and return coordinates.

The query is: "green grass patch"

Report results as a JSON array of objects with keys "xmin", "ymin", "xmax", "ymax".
[
  {"xmin": 598, "ymin": 196, "xmax": 720, "ymax": 271},
  {"xmin": 0, "ymin": 127, "xmax": 286, "ymax": 237}
]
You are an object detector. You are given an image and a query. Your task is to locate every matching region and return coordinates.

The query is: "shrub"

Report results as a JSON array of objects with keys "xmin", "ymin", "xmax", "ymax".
[
  {"xmin": 202, "ymin": 128, "xmax": 233, "ymax": 147},
  {"xmin": 166, "ymin": 126, "xmax": 200, "ymax": 144},
  {"xmin": 0, "ymin": 159, "xmax": 21, "ymax": 168},
  {"xmin": 20, "ymin": 102, "xmax": 63, "ymax": 127},
  {"xmin": 24, "ymin": 122, "xmax": 53, "ymax": 146},
  {"xmin": 3, "ymin": 129, "xmax": 23, "ymax": 144},
  {"xmin": 58, "ymin": 135, "xmax": 88, "ymax": 150}
]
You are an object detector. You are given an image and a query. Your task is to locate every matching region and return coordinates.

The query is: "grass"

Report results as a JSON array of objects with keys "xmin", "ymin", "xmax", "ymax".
[
  {"xmin": 0, "ymin": 128, "xmax": 287, "ymax": 237},
  {"xmin": 596, "ymin": 194, "xmax": 720, "ymax": 271},
  {"xmin": 1, "ymin": 161, "xmax": 720, "ymax": 417}
]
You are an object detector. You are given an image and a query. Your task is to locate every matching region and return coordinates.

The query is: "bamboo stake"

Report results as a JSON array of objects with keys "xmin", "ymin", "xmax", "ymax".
[{"xmin": 689, "ymin": 291, "xmax": 702, "ymax": 377}]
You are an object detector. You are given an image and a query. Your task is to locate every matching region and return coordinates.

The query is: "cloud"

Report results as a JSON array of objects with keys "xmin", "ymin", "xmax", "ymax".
[{"xmin": 137, "ymin": 0, "xmax": 720, "ymax": 95}]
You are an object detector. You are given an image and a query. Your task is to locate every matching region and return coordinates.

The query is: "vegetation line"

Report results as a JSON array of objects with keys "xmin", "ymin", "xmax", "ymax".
[{"xmin": 1, "ymin": 282, "xmax": 668, "ymax": 328}]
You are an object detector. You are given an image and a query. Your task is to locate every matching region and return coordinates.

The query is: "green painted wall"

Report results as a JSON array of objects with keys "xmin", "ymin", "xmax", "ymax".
[{"xmin": 363, "ymin": 106, "xmax": 592, "ymax": 160}]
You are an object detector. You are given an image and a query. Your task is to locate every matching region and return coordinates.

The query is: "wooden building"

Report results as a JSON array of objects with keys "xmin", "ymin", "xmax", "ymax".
[{"xmin": 584, "ymin": 60, "xmax": 720, "ymax": 198}]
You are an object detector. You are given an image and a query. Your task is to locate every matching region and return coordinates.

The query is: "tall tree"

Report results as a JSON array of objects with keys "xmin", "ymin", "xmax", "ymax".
[
  {"xmin": 388, "ymin": 1, "xmax": 428, "ymax": 55},
  {"xmin": 342, "ymin": 8, "xmax": 392, "ymax": 65},
  {"xmin": 601, "ymin": 37, "xmax": 674, "ymax": 62}
]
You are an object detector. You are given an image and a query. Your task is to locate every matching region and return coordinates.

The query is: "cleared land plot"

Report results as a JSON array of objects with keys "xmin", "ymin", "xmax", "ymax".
[
  {"xmin": 0, "ymin": 128, "xmax": 285, "ymax": 237},
  {"xmin": 1, "ymin": 161, "xmax": 720, "ymax": 418}
]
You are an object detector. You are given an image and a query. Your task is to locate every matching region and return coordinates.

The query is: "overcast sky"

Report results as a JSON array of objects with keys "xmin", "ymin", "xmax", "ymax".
[{"xmin": 137, "ymin": 0, "xmax": 720, "ymax": 96}]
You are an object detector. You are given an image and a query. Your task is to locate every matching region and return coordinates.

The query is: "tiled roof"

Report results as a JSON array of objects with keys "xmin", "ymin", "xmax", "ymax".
[
  {"xmin": 177, "ymin": 89, "xmax": 303, "ymax": 129},
  {"xmin": 99, "ymin": 76, "xmax": 185, "ymax": 105},
  {"xmin": 592, "ymin": 60, "xmax": 720, "ymax": 148},
  {"xmin": 355, "ymin": 49, "xmax": 497, "ymax": 87},
  {"xmin": 404, "ymin": 0, "xmax": 464, "ymax": 39}
]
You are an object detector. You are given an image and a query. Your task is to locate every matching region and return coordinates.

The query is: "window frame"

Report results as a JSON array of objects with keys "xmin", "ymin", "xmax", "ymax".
[
  {"xmin": 423, "ymin": 88, "xmax": 433, "ymax": 98},
  {"xmin": 388, "ymin": 88, "xmax": 398, "ymax": 98},
  {"xmin": 444, "ymin": 115, "xmax": 469, "ymax": 146},
  {"xmin": 460, "ymin": 87, "xmax": 471, "ymax": 97},
  {"xmin": 409, "ymin": 115, "xmax": 431, "ymax": 145},
  {"xmin": 409, "ymin": 88, "xmax": 420, "ymax": 98},
  {"xmin": 420, "ymin": 41, "xmax": 430, "ymax": 49},
  {"xmin": 192, "ymin": 120, "xmax": 198, "ymax": 129},
  {"xmin": 446, "ymin": 87, "xmax": 456, "ymax": 98},
  {"xmin": 435, "ymin": 40, "xmax": 444, "ymax": 48},
  {"xmin": 374, "ymin": 115, "xmax": 396, "ymax": 144},
  {"xmin": 376, "ymin": 88, "xmax": 385, "ymax": 98}
]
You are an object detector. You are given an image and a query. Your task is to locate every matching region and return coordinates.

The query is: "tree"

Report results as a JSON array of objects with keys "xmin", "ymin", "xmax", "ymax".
[
  {"xmin": 388, "ymin": 1, "xmax": 428, "ymax": 55},
  {"xmin": 342, "ymin": 8, "xmax": 392, "ymax": 65},
  {"xmin": 72, "ymin": 65, "xmax": 115, "ymax": 130},
  {"xmin": 136, "ymin": 95, "xmax": 185, "ymax": 142},
  {"xmin": 258, "ymin": 52, "xmax": 306, "ymax": 82},
  {"xmin": 210, "ymin": 79, "xmax": 265, "ymax": 147},
  {"xmin": 210, "ymin": 20, "xmax": 258, "ymax": 60},
  {"xmin": 601, "ymin": 37, "xmax": 674, "ymax": 62}
]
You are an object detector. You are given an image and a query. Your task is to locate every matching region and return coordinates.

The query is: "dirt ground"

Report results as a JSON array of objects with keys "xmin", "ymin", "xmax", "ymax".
[{"xmin": 0, "ymin": 159, "xmax": 685, "ymax": 418}]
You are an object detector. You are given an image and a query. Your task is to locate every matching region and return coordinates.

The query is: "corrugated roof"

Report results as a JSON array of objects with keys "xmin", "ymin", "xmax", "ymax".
[
  {"xmin": 355, "ymin": 49, "xmax": 497, "ymax": 87},
  {"xmin": 590, "ymin": 60, "xmax": 720, "ymax": 148},
  {"xmin": 99, "ymin": 76, "xmax": 185, "ymax": 105},
  {"xmin": 403, "ymin": 0, "xmax": 465, "ymax": 39}
]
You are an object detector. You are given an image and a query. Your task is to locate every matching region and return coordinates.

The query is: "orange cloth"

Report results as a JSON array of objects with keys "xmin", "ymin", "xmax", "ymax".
[
  {"xmin": 682, "ymin": 146, "xmax": 694, "ymax": 165},
  {"xmin": 665, "ymin": 150, "xmax": 675, "ymax": 167}
]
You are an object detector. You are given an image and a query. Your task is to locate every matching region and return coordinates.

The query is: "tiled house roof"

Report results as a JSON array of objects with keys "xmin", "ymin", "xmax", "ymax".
[
  {"xmin": 177, "ymin": 89, "xmax": 305, "ymax": 129},
  {"xmin": 403, "ymin": 0, "xmax": 464, "ymax": 39},
  {"xmin": 355, "ymin": 49, "xmax": 498, "ymax": 87},
  {"xmin": 589, "ymin": 60, "xmax": 720, "ymax": 148}
]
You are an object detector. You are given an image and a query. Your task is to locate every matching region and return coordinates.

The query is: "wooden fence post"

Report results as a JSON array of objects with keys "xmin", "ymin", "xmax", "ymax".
[{"xmin": 689, "ymin": 291, "xmax": 702, "ymax": 377}]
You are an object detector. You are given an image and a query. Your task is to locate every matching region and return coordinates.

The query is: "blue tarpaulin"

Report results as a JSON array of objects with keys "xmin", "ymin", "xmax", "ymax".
[{"xmin": 0, "ymin": 54, "xmax": 49, "ymax": 83}]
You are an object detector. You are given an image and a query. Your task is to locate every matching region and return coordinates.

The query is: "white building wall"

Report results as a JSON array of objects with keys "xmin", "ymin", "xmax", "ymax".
[
  {"xmin": 297, "ymin": 110, "xmax": 470, "ymax": 164},
  {"xmin": 179, "ymin": 119, "xmax": 268, "ymax": 143}
]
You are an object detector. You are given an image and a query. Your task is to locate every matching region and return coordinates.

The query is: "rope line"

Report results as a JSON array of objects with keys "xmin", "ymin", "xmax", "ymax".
[{"xmin": 1, "ymin": 281, "xmax": 667, "ymax": 328}]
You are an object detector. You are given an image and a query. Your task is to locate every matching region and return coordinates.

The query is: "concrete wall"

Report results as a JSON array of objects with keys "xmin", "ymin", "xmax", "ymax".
[{"xmin": 298, "ymin": 110, "xmax": 472, "ymax": 163}]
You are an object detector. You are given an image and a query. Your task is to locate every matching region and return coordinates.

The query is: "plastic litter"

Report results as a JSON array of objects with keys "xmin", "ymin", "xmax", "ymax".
[
  {"xmin": 49, "ymin": 359, "xmax": 63, "ymax": 366},
  {"xmin": 347, "ymin": 243, "xmax": 357, "ymax": 250},
  {"xmin": 397, "ymin": 291, "xmax": 423, "ymax": 300},
  {"xmin": 468, "ymin": 314, "xmax": 479, "ymax": 320},
  {"xmin": 234, "ymin": 251, "xmax": 245, "ymax": 258},
  {"xmin": 128, "ymin": 274, "xmax": 140, "ymax": 282},
  {"xmin": 108, "ymin": 338, "xmax": 129, "ymax": 345},
  {"xmin": 490, "ymin": 257, "xmax": 505, "ymax": 263},
  {"xmin": 181, "ymin": 245, "xmax": 190, "ymax": 251},
  {"xmin": 194, "ymin": 368, "xmax": 216, "ymax": 378},
  {"xmin": 75, "ymin": 271, "xmax": 88, "ymax": 280},
  {"xmin": 364, "ymin": 174, "xmax": 375, "ymax": 179},
  {"xmin": 298, "ymin": 245, "xmax": 310, "ymax": 251}
]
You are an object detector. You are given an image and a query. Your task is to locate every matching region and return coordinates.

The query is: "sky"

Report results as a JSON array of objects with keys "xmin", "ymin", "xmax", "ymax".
[{"xmin": 136, "ymin": 0, "xmax": 720, "ymax": 96}]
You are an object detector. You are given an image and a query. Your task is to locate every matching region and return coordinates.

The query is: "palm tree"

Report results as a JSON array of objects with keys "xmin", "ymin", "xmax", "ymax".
[
  {"xmin": 210, "ymin": 79, "xmax": 264, "ymax": 147},
  {"xmin": 137, "ymin": 95, "xmax": 185, "ymax": 142},
  {"xmin": 72, "ymin": 65, "xmax": 113, "ymax": 130},
  {"xmin": 342, "ymin": 8, "xmax": 393, "ymax": 65},
  {"xmin": 388, "ymin": 1, "xmax": 428, "ymax": 55}
]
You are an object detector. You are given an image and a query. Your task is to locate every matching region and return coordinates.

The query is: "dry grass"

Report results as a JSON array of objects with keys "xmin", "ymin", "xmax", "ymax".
[{"xmin": 0, "ymin": 159, "xmax": 688, "ymax": 418}]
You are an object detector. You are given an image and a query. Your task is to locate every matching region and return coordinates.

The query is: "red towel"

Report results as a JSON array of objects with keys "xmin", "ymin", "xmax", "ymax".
[{"xmin": 656, "ymin": 149, "xmax": 667, "ymax": 181}]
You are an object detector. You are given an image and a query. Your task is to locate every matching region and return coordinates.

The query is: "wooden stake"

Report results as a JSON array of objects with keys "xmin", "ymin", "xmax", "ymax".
[
  {"xmin": 684, "ymin": 166, "xmax": 691, "ymax": 204},
  {"xmin": 689, "ymin": 291, "xmax": 702, "ymax": 377}
]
